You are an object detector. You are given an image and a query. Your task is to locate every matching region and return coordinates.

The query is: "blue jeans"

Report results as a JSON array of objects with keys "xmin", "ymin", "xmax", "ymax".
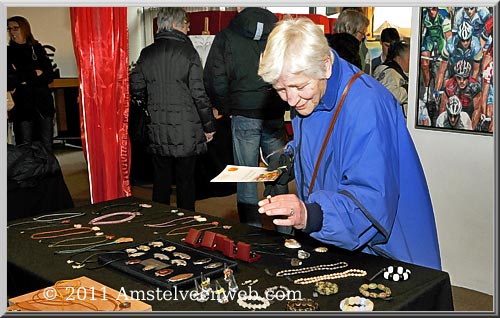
[{"xmin": 231, "ymin": 116, "xmax": 290, "ymax": 232}]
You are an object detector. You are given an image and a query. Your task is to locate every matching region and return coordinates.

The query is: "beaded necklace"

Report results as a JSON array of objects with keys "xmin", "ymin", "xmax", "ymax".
[
  {"xmin": 293, "ymin": 269, "xmax": 367, "ymax": 285},
  {"xmin": 275, "ymin": 261, "xmax": 348, "ymax": 277},
  {"xmin": 88, "ymin": 212, "xmax": 140, "ymax": 225}
]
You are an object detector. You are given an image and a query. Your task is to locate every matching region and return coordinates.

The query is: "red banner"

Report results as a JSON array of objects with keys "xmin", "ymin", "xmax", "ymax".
[{"xmin": 70, "ymin": 7, "xmax": 131, "ymax": 203}]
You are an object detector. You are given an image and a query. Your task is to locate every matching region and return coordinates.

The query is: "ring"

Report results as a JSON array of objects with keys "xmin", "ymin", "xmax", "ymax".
[{"xmin": 289, "ymin": 208, "xmax": 295, "ymax": 217}]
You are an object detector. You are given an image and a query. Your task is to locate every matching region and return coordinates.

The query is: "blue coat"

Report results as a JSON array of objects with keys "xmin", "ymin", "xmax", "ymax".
[{"xmin": 289, "ymin": 51, "xmax": 442, "ymax": 270}]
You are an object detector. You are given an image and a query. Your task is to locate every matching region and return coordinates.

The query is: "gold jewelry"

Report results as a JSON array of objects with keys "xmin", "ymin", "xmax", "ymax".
[
  {"xmin": 286, "ymin": 298, "xmax": 319, "ymax": 311},
  {"xmin": 359, "ymin": 282, "xmax": 392, "ymax": 299},
  {"xmin": 340, "ymin": 296, "xmax": 374, "ymax": 311},
  {"xmin": 275, "ymin": 261, "xmax": 348, "ymax": 277},
  {"xmin": 293, "ymin": 269, "xmax": 367, "ymax": 285},
  {"xmin": 165, "ymin": 222, "xmax": 219, "ymax": 236}
]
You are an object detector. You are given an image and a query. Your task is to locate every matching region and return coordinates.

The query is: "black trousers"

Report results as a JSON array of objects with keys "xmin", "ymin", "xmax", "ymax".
[
  {"xmin": 13, "ymin": 114, "xmax": 54, "ymax": 152},
  {"xmin": 151, "ymin": 154, "xmax": 197, "ymax": 211}
]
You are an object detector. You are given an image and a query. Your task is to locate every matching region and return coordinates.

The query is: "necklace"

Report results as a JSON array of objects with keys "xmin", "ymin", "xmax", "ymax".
[
  {"xmin": 144, "ymin": 215, "xmax": 207, "ymax": 228},
  {"xmin": 48, "ymin": 235, "xmax": 112, "ymax": 248},
  {"xmin": 30, "ymin": 226, "xmax": 97, "ymax": 240},
  {"xmin": 67, "ymin": 250, "xmax": 129, "ymax": 269},
  {"xmin": 53, "ymin": 237, "xmax": 134, "ymax": 255},
  {"xmin": 165, "ymin": 222, "xmax": 219, "ymax": 236},
  {"xmin": 33, "ymin": 212, "xmax": 86, "ymax": 222},
  {"xmin": 293, "ymin": 269, "xmax": 367, "ymax": 285},
  {"xmin": 88, "ymin": 212, "xmax": 140, "ymax": 225},
  {"xmin": 275, "ymin": 261, "xmax": 348, "ymax": 277}
]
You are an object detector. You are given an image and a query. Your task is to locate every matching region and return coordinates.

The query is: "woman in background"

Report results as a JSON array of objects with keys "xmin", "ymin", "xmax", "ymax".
[{"xmin": 7, "ymin": 16, "xmax": 55, "ymax": 151}]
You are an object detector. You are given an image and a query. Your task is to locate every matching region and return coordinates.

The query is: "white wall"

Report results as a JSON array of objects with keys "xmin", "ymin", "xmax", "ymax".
[
  {"xmin": 407, "ymin": 8, "xmax": 495, "ymax": 295},
  {"xmin": 4, "ymin": 6, "xmax": 496, "ymax": 296}
]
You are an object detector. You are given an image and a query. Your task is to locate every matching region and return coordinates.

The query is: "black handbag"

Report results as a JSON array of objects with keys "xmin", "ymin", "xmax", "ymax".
[{"xmin": 128, "ymin": 98, "xmax": 151, "ymax": 143}]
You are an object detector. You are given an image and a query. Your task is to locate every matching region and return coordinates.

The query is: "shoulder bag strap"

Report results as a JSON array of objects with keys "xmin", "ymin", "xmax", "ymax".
[{"xmin": 308, "ymin": 71, "xmax": 364, "ymax": 197}]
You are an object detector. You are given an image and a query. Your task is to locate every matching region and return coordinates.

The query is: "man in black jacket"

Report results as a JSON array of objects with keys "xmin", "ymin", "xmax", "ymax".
[
  {"xmin": 130, "ymin": 7, "xmax": 216, "ymax": 211},
  {"xmin": 204, "ymin": 7, "xmax": 290, "ymax": 233}
]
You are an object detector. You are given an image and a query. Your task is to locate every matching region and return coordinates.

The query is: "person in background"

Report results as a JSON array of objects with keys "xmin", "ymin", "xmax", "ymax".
[
  {"xmin": 204, "ymin": 7, "xmax": 290, "ymax": 233},
  {"xmin": 257, "ymin": 17, "xmax": 441, "ymax": 270},
  {"xmin": 329, "ymin": 9, "xmax": 370, "ymax": 71},
  {"xmin": 130, "ymin": 7, "xmax": 216, "ymax": 211},
  {"xmin": 371, "ymin": 27, "xmax": 400, "ymax": 73},
  {"xmin": 7, "ymin": 16, "xmax": 55, "ymax": 151},
  {"xmin": 373, "ymin": 40, "xmax": 410, "ymax": 118}
]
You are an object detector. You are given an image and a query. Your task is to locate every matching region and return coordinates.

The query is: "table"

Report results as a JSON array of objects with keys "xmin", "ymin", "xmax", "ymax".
[{"xmin": 7, "ymin": 197, "xmax": 454, "ymax": 312}]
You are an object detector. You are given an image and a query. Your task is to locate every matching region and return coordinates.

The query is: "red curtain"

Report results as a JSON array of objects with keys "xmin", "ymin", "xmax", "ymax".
[{"xmin": 70, "ymin": 7, "xmax": 131, "ymax": 203}]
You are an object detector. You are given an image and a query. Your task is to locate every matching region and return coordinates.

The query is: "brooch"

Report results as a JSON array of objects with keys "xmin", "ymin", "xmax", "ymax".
[{"xmin": 168, "ymin": 273, "xmax": 193, "ymax": 282}]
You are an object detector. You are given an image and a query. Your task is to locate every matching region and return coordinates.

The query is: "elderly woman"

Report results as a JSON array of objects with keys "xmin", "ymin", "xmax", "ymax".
[{"xmin": 257, "ymin": 18, "xmax": 441, "ymax": 270}]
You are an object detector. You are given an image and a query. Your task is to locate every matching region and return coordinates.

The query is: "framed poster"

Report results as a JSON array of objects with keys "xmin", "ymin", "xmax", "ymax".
[{"xmin": 416, "ymin": 6, "xmax": 494, "ymax": 134}]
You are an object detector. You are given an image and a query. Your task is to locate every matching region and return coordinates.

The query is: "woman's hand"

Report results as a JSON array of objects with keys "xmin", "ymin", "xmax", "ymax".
[{"xmin": 258, "ymin": 194, "xmax": 307, "ymax": 229}]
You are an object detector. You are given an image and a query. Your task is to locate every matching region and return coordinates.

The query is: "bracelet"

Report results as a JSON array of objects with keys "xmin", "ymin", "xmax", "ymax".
[
  {"xmin": 359, "ymin": 282, "xmax": 391, "ymax": 299},
  {"xmin": 383, "ymin": 266, "xmax": 411, "ymax": 281},
  {"xmin": 88, "ymin": 212, "xmax": 139, "ymax": 225},
  {"xmin": 339, "ymin": 296, "xmax": 374, "ymax": 311},
  {"xmin": 236, "ymin": 295, "xmax": 270, "ymax": 310},
  {"xmin": 314, "ymin": 281, "xmax": 338, "ymax": 295},
  {"xmin": 264, "ymin": 285, "xmax": 290, "ymax": 299},
  {"xmin": 286, "ymin": 298, "xmax": 319, "ymax": 311}
]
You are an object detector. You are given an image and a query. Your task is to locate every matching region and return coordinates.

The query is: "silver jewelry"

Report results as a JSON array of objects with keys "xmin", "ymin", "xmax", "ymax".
[
  {"xmin": 289, "ymin": 207, "xmax": 295, "ymax": 217},
  {"xmin": 275, "ymin": 261, "xmax": 348, "ymax": 277},
  {"xmin": 236, "ymin": 295, "xmax": 270, "ymax": 310}
]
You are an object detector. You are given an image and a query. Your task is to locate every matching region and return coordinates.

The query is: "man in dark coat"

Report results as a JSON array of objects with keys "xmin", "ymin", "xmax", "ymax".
[
  {"xmin": 130, "ymin": 7, "xmax": 216, "ymax": 211},
  {"xmin": 203, "ymin": 7, "xmax": 290, "ymax": 233}
]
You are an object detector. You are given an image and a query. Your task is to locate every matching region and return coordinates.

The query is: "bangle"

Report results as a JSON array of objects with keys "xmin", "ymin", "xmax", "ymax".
[
  {"xmin": 339, "ymin": 296, "xmax": 374, "ymax": 311},
  {"xmin": 359, "ymin": 283, "xmax": 391, "ymax": 299},
  {"xmin": 236, "ymin": 295, "xmax": 270, "ymax": 310},
  {"xmin": 286, "ymin": 298, "xmax": 319, "ymax": 311},
  {"xmin": 383, "ymin": 266, "xmax": 411, "ymax": 281},
  {"xmin": 314, "ymin": 281, "xmax": 338, "ymax": 295}
]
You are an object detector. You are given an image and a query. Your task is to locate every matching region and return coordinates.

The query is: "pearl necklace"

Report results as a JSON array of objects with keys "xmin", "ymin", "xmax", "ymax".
[
  {"xmin": 275, "ymin": 261, "xmax": 348, "ymax": 277},
  {"xmin": 293, "ymin": 269, "xmax": 367, "ymax": 285}
]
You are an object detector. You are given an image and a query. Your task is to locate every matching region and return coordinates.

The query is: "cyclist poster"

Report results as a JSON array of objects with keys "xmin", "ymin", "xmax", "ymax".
[{"xmin": 417, "ymin": 6, "xmax": 493, "ymax": 134}]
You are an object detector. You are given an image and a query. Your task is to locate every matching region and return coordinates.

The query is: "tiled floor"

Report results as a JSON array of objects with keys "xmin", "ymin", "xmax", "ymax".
[{"xmin": 54, "ymin": 145, "xmax": 493, "ymax": 312}]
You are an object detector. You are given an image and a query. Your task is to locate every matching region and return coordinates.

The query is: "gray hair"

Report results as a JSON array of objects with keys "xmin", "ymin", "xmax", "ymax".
[
  {"xmin": 333, "ymin": 9, "xmax": 369, "ymax": 36},
  {"xmin": 258, "ymin": 17, "xmax": 334, "ymax": 85},
  {"xmin": 157, "ymin": 7, "xmax": 187, "ymax": 33}
]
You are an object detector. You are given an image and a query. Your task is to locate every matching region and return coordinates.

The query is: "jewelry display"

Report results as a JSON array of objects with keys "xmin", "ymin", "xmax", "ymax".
[
  {"xmin": 383, "ymin": 266, "xmax": 411, "ymax": 281},
  {"xmin": 193, "ymin": 280, "xmax": 208, "ymax": 303},
  {"xmin": 314, "ymin": 281, "xmax": 339, "ymax": 295},
  {"xmin": 284, "ymin": 238, "xmax": 301, "ymax": 249},
  {"xmin": 97, "ymin": 238, "xmax": 238, "ymax": 291},
  {"xmin": 275, "ymin": 261, "xmax": 349, "ymax": 277},
  {"xmin": 359, "ymin": 283, "xmax": 392, "ymax": 299},
  {"xmin": 286, "ymin": 298, "xmax": 319, "ymax": 311},
  {"xmin": 236, "ymin": 295, "xmax": 271, "ymax": 310},
  {"xmin": 293, "ymin": 269, "xmax": 367, "ymax": 285},
  {"xmin": 30, "ymin": 226, "xmax": 97, "ymax": 240},
  {"xmin": 88, "ymin": 212, "xmax": 140, "ymax": 225},
  {"xmin": 264, "ymin": 285, "xmax": 290, "ymax": 299},
  {"xmin": 339, "ymin": 296, "xmax": 374, "ymax": 311}
]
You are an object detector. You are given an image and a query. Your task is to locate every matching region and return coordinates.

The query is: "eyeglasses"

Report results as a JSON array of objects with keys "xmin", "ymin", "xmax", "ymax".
[
  {"xmin": 7, "ymin": 26, "xmax": 20, "ymax": 32},
  {"xmin": 464, "ymin": 7, "xmax": 475, "ymax": 11}
]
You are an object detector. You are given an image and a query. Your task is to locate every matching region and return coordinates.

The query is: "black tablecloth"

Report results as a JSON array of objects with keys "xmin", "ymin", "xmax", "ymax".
[{"xmin": 7, "ymin": 197, "xmax": 454, "ymax": 313}]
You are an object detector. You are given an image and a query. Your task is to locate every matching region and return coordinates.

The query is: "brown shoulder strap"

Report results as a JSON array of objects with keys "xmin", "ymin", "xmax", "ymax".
[{"xmin": 308, "ymin": 71, "xmax": 363, "ymax": 197}]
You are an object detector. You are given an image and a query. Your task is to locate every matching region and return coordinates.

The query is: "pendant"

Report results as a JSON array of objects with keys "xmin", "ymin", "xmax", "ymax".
[
  {"xmin": 204, "ymin": 262, "xmax": 223, "ymax": 269},
  {"xmin": 171, "ymin": 259, "xmax": 187, "ymax": 266},
  {"xmin": 137, "ymin": 245, "xmax": 151, "ymax": 251},
  {"xmin": 125, "ymin": 259, "xmax": 141, "ymax": 265},
  {"xmin": 162, "ymin": 246, "xmax": 176, "ymax": 252},
  {"xmin": 155, "ymin": 268, "xmax": 174, "ymax": 277},
  {"xmin": 168, "ymin": 273, "xmax": 194, "ymax": 282},
  {"xmin": 193, "ymin": 258, "xmax": 212, "ymax": 265},
  {"xmin": 149, "ymin": 241, "xmax": 164, "ymax": 248},
  {"xmin": 314, "ymin": 246, "xmax": 328, "ymax": 253},
  {"xmin": 173, "ymin": 252, "xmax": 191, "ymax": 260},
  {"xmin": 154, "ymin": 253, "xmax": 170, "ymax": 261},
  {"xmin": 284, "ymin": 238, "xmax": 301, "ymax": 249},
  {"xmin": 298, "ymin": 249, "xmax": 310, "ymax": 259}
]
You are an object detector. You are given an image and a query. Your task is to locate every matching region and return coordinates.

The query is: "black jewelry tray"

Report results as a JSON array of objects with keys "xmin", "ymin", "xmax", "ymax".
[{"xmin": 98, "ymin": 238, "xmax": 238, "ymax": 291}]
